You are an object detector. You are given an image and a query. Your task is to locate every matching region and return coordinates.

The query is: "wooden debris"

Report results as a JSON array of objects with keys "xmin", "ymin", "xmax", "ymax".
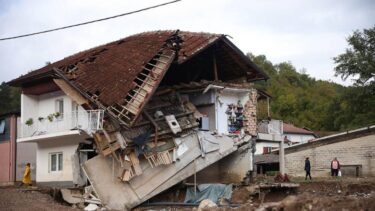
[{"xmin": 129, "ymin": 152, "xmax": 143, "ymax": 176}]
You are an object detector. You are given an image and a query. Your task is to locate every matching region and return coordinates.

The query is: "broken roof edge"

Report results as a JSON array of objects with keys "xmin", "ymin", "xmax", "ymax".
[
  {"xmin": 176, "ymin": 34, "xmax": 269, "ymax": 82},
  {"xmin": 7, "ymin": 69, "xmax": 55, "ymax": 87},
  {"xmin": 220, "ymin": 36, "xmax": 269, "ymax": 82}
]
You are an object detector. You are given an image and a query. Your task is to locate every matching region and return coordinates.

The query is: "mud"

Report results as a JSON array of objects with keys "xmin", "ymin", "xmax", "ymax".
[{"xmin": 0, "ymin": 186, "xmax": 78, "ymax": 211}]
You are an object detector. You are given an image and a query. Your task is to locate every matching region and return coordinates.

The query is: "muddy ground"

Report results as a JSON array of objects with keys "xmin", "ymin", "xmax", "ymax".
[
  {"xmin": 137, "ymin": 178, "xmax": 375, "ymax": 211},
  {"xmin": 0, "ymin": 178, "xmax": 374, "ymax": 210},
  {"xmin": 0, "ymin": 186, "xmax": 78, "ymax": 211}
]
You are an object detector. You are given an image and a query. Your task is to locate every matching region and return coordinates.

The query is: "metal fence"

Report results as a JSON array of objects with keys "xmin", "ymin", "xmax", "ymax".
[{"xmin": 18, "ymin": 110, "xmax": 104, "ymax": 138}]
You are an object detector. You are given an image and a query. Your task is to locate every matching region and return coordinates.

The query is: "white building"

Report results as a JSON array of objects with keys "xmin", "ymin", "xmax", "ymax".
[
  {"xmin": 282, "ymin": 123, "xmax": 317, "ymax": 145},
  {"xmin": 17, "ymin": 86, "xmax": 103, "ymax": 187}
]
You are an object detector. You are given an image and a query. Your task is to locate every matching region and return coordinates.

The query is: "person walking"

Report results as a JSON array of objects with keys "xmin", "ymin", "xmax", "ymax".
[
  {"xmin": 22, "ymin": 163, "xmax": 32, "ymax": 186},
  {"xmin": 304, "ymin": 157, "xmax": 312, "ymax": 180},
  {"xmin": 331, "ymin": 157, "xmax": 340, "ymax": 177}
]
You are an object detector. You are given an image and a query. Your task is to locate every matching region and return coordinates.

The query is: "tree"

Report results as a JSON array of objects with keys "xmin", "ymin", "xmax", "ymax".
[
  {"xmin": 0, "ymin": 82, "xmax": 21, "ymax": 115},
  {"xmin": 333, "ymin": 26, "xmax": 375, "ymax": 86}
]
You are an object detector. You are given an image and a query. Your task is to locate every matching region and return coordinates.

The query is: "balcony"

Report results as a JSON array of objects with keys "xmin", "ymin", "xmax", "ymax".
[
  {"xmin": 257, "ymin": 119, "xmax": 283, "ymax": 141},
  {"xmin": 18, "ymin": 110, "xmax": 104, "ymax": 140}
]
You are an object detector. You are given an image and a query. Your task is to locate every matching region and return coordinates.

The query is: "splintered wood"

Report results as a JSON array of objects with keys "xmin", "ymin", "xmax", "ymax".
[
  {"xmin": 129, "ymin": 152, "xmax": 143, "ymax": 176},
  {"xmin": 145, "ymin": 150, "xmax": 174, "ymax": 168},
  {"xmin": 107, "ymin": 49, "xmax": 176, "ymax": 127},
  {"xmin": 93, "ymin": 131, "xmax": 121, "ymax": 157}
]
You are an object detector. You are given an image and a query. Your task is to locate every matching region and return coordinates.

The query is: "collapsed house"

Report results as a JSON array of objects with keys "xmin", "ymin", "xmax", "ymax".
[{"xmin": 9, "ymin": 30, "xmax": 270, "ymax": 209}]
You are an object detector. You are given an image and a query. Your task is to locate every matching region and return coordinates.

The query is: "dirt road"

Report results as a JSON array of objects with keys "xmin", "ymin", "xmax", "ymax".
[
  {"xmin": 0, "ymin": 186, "xmax": 78, "ymax": 211},
  {"xmin": 1, "ymin": 178, "xmax": 375, "ymax": 210}
]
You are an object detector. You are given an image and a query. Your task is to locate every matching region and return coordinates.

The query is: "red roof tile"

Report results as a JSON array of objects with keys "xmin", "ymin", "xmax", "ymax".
[
  {"xmin": 283, "ymin": 123, "xmax": 315, "ymax": 135},
  {"xmin": 9, "ymin": 30, "xmax": 268, "ymax": 109}
]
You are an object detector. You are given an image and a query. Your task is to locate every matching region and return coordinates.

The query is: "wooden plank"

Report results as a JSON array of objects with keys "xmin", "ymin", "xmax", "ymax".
[
  {"xmin": 129, "ymin": 152, "xmax": 143, "ymax": 176},
  {"xmin": 103, "ymin": 130, "xmax": 120, "ymax": 162},
  {"xmin": 53, "ymin": 79, "xmax": 89, "ymax": 105},
  {"xmin": 102, "ymin": 142, "xmax": 121, "ymax": 156}
]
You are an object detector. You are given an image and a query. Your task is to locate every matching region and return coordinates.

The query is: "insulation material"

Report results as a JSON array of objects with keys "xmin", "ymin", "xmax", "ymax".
[{"xmin": 165, "ymin": 115, "xmax": 182, "ymax": 134}]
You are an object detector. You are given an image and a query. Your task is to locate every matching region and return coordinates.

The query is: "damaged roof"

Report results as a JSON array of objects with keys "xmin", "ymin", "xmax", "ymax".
[
  {"xmin": 283, "ymin": 123, "xmax": 316, "ymax": 136},
  {"xmin": 9, "ymin": 30, "xmax": 268, "ymax": 109}
]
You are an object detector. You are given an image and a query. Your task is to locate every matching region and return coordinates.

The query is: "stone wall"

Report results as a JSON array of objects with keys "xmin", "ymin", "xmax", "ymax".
[
  {"xmin": 285, "ymin": 134, "xmax": 375, "ymax": 177},
  {"xmin": 244, "ymin": 89, "xmax": 258, "ymax": 136}
]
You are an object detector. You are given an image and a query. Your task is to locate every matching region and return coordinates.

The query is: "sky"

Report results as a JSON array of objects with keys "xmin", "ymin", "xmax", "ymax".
[{"xmin": 0, "ymin": 0, "xmax": 374, "ymax": 85}]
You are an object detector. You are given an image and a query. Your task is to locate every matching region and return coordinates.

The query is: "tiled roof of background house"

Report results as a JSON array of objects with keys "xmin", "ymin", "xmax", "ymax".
[
  {"xmin": 283, "ymin": 123, "xmax": 316, "ymax": 135},
  {"xmin": 9, "ymin": 30, "xmax": 267, "ymax": 109}
]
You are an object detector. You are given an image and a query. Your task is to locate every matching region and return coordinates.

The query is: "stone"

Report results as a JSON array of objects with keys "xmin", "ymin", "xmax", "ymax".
[
  {"xmin": 198, "ymin": 199, "xmax": 218, "ymax": 211},
  {"xmin": 84, "ymin": 203, "xmax": 99, "ymax": 211}
]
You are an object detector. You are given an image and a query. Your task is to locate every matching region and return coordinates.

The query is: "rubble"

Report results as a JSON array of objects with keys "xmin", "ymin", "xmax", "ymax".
[{"xmin": 198, "ymin": 199, "xmax": 217, "ymax": 210}]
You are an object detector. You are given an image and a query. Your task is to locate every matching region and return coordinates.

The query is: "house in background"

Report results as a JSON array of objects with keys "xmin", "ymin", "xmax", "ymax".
[
  {"xmin": 254, "ymin": 120, "xmax": 317, "ymax": 175},
  {"xmin": 285, "ymin": 125, "xmax": 375, "ymax": 177},
  {"xmin": 283, "ymin": 122, "xmax": 317, "ymax": 145},
  {"xmin": 0, "ymin": 111, "xmax": 37, "ymax": 185},
  {"xmin": 0, "ymin": 112, "xmax": 18, "ymax": 185}
]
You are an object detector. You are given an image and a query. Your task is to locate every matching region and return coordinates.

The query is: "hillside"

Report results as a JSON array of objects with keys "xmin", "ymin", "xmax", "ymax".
[{"xmin": 251, "ymin": 53, "xmax": 375, "ymax": 131}]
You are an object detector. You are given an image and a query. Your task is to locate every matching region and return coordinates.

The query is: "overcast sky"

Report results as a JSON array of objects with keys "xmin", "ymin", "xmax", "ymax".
[{"xmin": 0, "ymin": 0, "xmax": 374, "ymax": 85}]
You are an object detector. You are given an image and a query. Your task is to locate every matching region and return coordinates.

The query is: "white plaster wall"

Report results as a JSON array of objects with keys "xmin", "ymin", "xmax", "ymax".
[
  {"xmin": 255, "ymin": 142, "xmax": 279, "ymax": 155},
  {"xmin": 216, "ymin": 90, "xmax": 249, "ymax": 135},
  {"xmin": 20, "ymin": 91, "xmax": 87, "ymax": 138},
  {"xmin": 21, "ymin": 94, "xmax": 38, "ymax": 124},
  {"xmin": 36, "ymin": 136, "xmax": 83, "ymax": 182},
  {"xmin": 37, "ymin": 91, "xmax": 72, "ymax": 120},
  {"xmin": 284, "ymin": 134, "xmax": 315, "ymax": 144}
]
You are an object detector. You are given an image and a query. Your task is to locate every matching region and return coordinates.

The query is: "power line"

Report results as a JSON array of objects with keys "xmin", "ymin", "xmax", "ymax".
[{"xmin": 0, "ymin": 0, "xmax": 181, "ymax": 41}]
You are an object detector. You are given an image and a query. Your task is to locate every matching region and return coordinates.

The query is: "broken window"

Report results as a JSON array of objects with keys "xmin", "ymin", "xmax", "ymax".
[
  {"xmin": 50, "ymin": 152, "xmax": 63, "ymax": 172},
  {"xmin": 226, "ymin": 101, "xmax": 245, "ymax": 134},
  {"xmin": 0, "ymin": 119, "xmax": 5, "ymax": 134}
]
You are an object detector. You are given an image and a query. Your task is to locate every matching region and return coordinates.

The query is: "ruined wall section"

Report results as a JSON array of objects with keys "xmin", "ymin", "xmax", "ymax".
[{"xmin": 244, "ymin": 89, "xmax": 258, "ymax": 136}]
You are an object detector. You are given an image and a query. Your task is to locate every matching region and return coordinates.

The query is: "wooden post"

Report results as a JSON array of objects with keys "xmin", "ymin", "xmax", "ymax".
[
  {"xmin": 267, "ymin": 97, "xmax": 270, "ymax": 118},
  {"xmin": 143, "ymin": 111, "xmax": 158, "ymax": 149},
  {"xmin": 213, "ymin": 49, "xmax": 219, "ymax": 81}
]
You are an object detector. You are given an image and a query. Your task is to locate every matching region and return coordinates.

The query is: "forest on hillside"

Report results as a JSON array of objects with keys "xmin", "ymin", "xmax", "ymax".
[
  {"xmin": 1, "ymin": 27, "xmax": 374, "ymax": 132},
  {"xmin": 251, "ymin": 53, "xmax": 374, "ymax": 131},
  {"xmin": 251, "ymin": 26, "xmax": 375, "ymax": 131}
]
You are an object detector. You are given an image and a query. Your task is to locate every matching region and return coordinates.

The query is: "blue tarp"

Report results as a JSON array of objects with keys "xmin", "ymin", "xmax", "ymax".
[{"xmin": 184, "ymin": 183, "xmax": 233, "ymax": 203}]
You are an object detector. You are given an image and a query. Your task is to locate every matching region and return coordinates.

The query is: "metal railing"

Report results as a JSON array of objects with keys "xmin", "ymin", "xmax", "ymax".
[{"xmin": 18, "ymin": 110, "xmax": 104, "ymax": 138}]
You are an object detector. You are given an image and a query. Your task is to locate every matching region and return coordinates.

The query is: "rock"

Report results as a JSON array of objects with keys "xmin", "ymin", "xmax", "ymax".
[
  {"xmin": 246, "ymin": 185, "xmax": 258, "ymax": 195},
  {"xmin": 337, "ymin": 190, "xmax": 342, "ymax": 194},
  {"xmin": 60, "ymin": 189, "xmax": 83, "ymax": 204},
  {"xmin": 217, "ymin": 197, "xmax": 230, "ymax": 206},
  {"xmin": 84, "ymin": 203, "xmax": 99, "ymax": 211},
  {"xmin": 198, "ymin": 199, "xmax": 218, "ymax": 211},
  {"xmin": 279, "ymin": 195, "xmax": 297, "ymax": 208},
  {"xmin": 77, "ymin": 202, "xmax": 86, "ymax": 209}
]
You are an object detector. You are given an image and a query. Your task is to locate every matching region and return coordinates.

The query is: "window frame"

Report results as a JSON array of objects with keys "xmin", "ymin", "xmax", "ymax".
[
  {"xmin": 0, "ymin": 119, "xmax": 5, "ymax": 134},
  {"xmin": 55, "ymin": 98, "xmax": 64, "ymax": 120},
  {"xmin": 49, "ymin": 152, "xmax": 63, "ymax": 172}
]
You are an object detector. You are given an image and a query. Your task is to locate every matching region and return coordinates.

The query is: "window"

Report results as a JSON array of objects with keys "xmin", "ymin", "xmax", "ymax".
[
  {"xmin": 0, "ymin": 119, "xmax": 5, "ymax": 134},
  {"xmin": 50, "ymin": 152, "xmax": 63, "ymax": 172},
  {"xmin": 55, "ymin": 99, "xmax": 64, "ymax": 120}
]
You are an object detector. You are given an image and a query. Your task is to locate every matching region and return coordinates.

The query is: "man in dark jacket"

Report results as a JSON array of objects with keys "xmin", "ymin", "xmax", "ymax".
[{"xmin": 304, "ymin": 157, "xmax": 312, "ymax": 180}]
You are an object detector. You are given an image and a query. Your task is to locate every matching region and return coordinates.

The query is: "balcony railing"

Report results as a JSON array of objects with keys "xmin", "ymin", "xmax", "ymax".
[{"xmin": 18, "ymin": 110, "xmax": 104, "ymax": 139}]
